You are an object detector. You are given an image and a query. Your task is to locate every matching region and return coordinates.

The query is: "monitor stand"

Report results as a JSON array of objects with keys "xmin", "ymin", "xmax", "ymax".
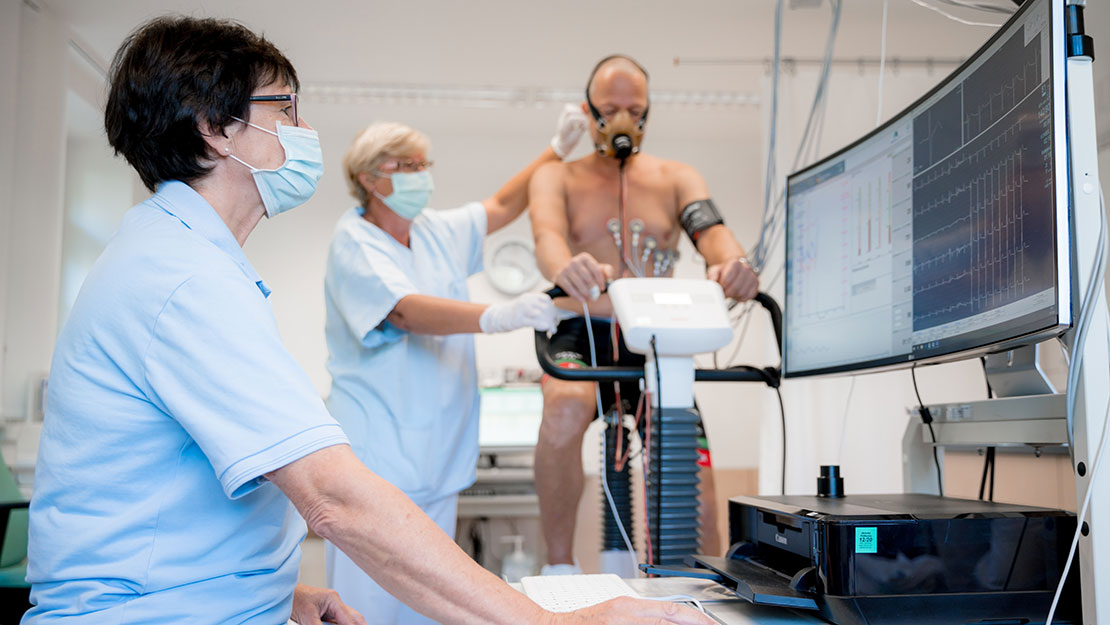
[{"xmin": 982, "ymin": 343, "xmax": 1064, "ymax": 398}]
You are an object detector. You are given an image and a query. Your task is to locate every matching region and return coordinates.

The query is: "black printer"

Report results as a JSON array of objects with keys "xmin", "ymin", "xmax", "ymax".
[{"xmin": 686, "ymin": 487, "xmax": 1078, "ymax": 625}]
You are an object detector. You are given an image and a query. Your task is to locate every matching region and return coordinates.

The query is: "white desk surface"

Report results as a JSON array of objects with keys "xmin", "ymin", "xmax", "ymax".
[
  {"xmin": 511, "ymin": 576, "xmax": 823, "ymax": 625},
  {"xmin": 626, "ymin": 577, "xmax": 823, "ymax": 625}
]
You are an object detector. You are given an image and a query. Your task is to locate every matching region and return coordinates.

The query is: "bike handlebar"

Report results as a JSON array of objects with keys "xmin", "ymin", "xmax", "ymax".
[{"xmin": 535, "ymin": 286, "xmax": 782, "ymax": 388}]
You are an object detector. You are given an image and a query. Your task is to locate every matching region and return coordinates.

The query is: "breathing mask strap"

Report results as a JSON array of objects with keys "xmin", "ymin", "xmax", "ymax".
[{"xmin": 586, "ymin": 92, "xmax": 607, "ymax": 129}]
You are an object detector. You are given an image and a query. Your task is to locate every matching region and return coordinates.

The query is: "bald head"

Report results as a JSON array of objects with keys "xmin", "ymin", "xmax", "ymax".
[{"xmin": 586, "ymin": 55, "xmax": 649, "ymax": 101}]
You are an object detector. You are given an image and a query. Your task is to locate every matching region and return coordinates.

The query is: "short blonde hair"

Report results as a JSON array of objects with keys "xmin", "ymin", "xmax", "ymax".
[{"xmin": 343, "ymin": 122, "xmax": 430, "ymax": 207}]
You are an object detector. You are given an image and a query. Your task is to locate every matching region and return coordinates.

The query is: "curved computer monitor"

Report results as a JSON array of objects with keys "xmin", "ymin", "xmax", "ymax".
[{"xmin": 782, "ymin": 0, "xmax": 1071, "ymax": 378}]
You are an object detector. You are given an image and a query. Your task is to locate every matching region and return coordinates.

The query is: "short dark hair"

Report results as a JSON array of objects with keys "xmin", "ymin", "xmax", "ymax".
[{"xmin": 105, "ymin": 16, "xmax": 299, "ymax": 191}]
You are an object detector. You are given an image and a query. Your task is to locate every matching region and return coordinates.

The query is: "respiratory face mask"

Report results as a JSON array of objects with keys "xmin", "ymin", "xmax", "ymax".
[
  {"xmin": 373, "ymin": 170, "xmax": 434, "ymax": 220},
  {"xmin": 587, "ymin": 97, "xmax": 648, "ymax": 161},
  {"xmin": 228, "ymin": 118, "xmax": 324, "ymax": 218}
]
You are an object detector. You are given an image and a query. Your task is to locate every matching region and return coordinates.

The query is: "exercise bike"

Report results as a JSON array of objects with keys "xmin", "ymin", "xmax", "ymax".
[{"xmin": 534, "ymin": 277, "xmax": 783, "ymax": 575}]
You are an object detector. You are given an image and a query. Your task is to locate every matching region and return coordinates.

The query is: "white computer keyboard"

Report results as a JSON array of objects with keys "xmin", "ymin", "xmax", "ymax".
[{"xmin": 520, "ymin": 574, "xmax": 641, "ymax": 612}]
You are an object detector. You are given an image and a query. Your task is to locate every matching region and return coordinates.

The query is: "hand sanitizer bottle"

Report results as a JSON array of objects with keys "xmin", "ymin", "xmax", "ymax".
[{"xmin": 500, "ymin": 535, "xmax": 535, "ymax": 582}]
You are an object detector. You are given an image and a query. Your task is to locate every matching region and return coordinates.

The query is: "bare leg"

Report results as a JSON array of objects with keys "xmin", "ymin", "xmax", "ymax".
[
  {"xmin": 697, "ymin": 465, "xmax": 722, "ymax": 556},
  {"xmin": 535, "ymin": 378, "xmax": 598, "ymax": 565}
]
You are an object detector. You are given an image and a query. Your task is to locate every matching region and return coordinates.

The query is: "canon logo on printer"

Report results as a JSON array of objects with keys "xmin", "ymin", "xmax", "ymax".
[{"xmin": 775, "ymin": 534, "xmax": 788, "ymax": 545}]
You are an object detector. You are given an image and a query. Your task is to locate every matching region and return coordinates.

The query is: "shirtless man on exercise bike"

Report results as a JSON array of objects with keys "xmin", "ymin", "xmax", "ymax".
[{"xmin": 529, "ymin": 54, "xmax": 760, "ymax": 573}]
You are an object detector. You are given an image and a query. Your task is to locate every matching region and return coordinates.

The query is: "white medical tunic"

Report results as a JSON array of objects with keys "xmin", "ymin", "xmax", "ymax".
[
  {"xmin": 22, "ymin": 181, "xmax": 349, "ymax": 625},
  {"xmin": 324, "ymin": 203, "xmax": 486, "ymax": 505}
]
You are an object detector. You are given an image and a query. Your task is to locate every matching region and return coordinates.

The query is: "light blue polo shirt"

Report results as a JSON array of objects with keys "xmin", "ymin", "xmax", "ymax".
[
  {"xmin": 324, "ymin": 203, "xmax": 485, "ymax": 505},
  {"xmin": 22, "ymin": 181, "xmax": 349, "ymax": 625}
]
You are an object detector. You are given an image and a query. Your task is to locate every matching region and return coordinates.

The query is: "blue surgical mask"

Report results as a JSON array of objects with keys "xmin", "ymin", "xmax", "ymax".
[
  {"xmin": 229, "ymin": 119, "xmax": 324, "ymax": 218},
  {"xmin": 373, "ymin": 170, "xmax": 434, "ymax": 219}
]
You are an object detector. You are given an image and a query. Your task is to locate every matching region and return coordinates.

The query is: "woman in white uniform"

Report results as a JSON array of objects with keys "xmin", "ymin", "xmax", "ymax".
[{"xmin": 323, "ymin": 114, "xmax": 585, "ymax": 624}]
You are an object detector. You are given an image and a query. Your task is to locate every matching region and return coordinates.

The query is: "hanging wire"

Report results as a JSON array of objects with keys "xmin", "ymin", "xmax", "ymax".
[
  {"xmin": 750, "ymin": 0, "xmax": 842, "ymax": 275},
  {"xmin": 909, "ymin": 0, "xmax": 1004, "ymax": 27}
]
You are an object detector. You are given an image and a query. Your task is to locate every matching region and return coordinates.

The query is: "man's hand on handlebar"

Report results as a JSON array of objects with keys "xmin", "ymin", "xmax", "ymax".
[
  {"xmin": 554, "ymin": 252, "xmax": 614, "ymax": 302},
  {"xmin": 707, "ymin": 257, "xmax": 759, "ymax": 302}
]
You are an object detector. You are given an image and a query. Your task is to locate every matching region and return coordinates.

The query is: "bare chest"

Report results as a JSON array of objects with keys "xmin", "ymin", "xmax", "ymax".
[{"xmin": 564, "ymin": 173, "xmax": 680, "ymax": 260}]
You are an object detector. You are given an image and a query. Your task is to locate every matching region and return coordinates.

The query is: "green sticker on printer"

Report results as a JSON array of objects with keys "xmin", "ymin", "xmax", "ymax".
[{"xmin": 855, "ymin": 527, "xmax": 878, "ymax": 554}]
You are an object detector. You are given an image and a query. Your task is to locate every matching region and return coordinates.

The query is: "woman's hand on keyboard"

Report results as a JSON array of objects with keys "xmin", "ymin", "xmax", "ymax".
[{"xmin": 560, "ymin": 596, "xmax": 715, "ymax": 625}]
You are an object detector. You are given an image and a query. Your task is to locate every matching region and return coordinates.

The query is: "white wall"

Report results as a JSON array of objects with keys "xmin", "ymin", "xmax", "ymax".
[
  {"xmin": 0, "ymin": 2, "xmax": 127, "ymax": 487},
  {"xmin": 0, "ymin": 0, "xmax": 21, "ymax": 425},
  {"xmin": 2, "ymin": 1, "xmax": 67, "ymax": 424},
  {"xmin": 58, "ymin": 128, "xmax": 134, "ymax": 328}
]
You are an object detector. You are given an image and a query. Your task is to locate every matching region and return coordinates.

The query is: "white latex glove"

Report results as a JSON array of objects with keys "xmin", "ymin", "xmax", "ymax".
[
  {"xmin": 479, "ymin": 293, "xmax": 557, "ymax": 334},
  {"xmin": 550, "ymin": 103, "xmax": 589, "ymax": 160}
]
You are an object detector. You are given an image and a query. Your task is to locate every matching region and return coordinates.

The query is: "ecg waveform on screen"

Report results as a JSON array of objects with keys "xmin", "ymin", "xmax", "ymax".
[
  {"xmin": 914, "ymin": 145, "xmax": 1028, "ymax": 326},
  {"xmin": 910, "ymin": 57, "xmax": 1055, "ymax": 333},
  {"xmin": 963, "ymin": 31, "xmax": 1041, "ymax": 139},
  {"xmin": 912, "ymin": 30, "xmax": 1041, "ymax": 179},
  {"xmin": 913, "ymin": 86, "xmax": 963, "ymax": 175}
]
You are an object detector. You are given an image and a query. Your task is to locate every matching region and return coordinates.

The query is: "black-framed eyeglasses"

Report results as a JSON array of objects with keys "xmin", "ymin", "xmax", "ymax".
[{"xmin": 248, "ymin": 93, "xmax": 298, "ymax": 126}]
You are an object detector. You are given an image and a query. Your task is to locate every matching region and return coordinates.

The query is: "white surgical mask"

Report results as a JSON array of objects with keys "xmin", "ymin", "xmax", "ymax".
[
  {"xmin": 229, "ymin": 118, "xmax": 324, "ymax": 218},
  {"xmin": 373, "ymin": 170, "xmax": 434, "ymax": 220}
]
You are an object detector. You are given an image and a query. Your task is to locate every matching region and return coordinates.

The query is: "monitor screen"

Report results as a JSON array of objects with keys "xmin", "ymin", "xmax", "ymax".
[
  {"xmin": 478, "ymin": 386, "xmax": 544, "ymax": 449},
  {"xmin": 783, "ymin": 0, "xmax": 1070, "ymax": 377}
]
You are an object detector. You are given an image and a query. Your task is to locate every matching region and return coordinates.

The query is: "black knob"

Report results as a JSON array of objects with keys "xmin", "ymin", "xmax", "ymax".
[
  {"xmin": 612, "ymin": 134, "xmax": 633, "ymax": 160},
  {"xmin": 817, "ymin": 465, "xmax": 845, "ymax": 498}
]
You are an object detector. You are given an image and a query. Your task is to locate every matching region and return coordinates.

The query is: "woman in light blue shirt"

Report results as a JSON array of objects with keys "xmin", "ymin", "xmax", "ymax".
[
  {"xmin": 22, "ymin": 14, "xmax": 711, "ymax": 625},
  {"xmin": 323, "ymin": 117, "xmax": 584, "ymax": 624}
]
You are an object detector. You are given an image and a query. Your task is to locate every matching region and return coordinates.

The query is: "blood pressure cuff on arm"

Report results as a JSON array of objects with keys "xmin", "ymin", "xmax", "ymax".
[{"xmin": 680, "ymin": 199, "xmax": 725, "ymax": 243}]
